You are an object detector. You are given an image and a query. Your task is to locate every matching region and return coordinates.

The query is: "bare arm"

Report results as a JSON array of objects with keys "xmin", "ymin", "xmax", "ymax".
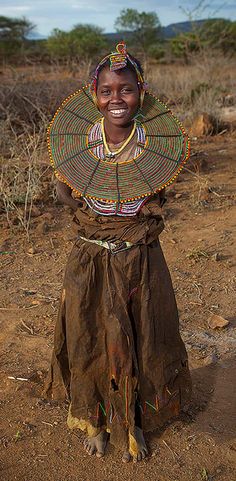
[
  {"xmin": 56, "ymin": 180, "xmax": 82, "ymax": 211},
  {"xmin": 159, "ymin": 188, "xmax": 166, "ymax": 207}
]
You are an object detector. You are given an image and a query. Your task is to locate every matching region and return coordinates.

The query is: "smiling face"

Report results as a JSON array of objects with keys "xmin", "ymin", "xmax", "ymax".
[{"xmin": 96, "ymin": 66, "xmax": 140, "ymax": 128}]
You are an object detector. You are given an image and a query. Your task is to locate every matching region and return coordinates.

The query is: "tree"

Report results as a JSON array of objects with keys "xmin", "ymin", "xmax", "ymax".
[
  {"xmin": 47, "ymin": 29, "xmax": 73, "ymax": 59},
  {"xmin": 171, "ymin": 1, "xmax": 236, "ymax": 61},
  {"xmin": 0, "ymin": 15, "xmax": 35, "ymax": 41},
  {"xmin": 200, "ymin": 19, "xmax": 236, "ymax": 54},
  {"xmin": 170, "ymin": 19, "xmax": 236, "ymax": 62},
  {"xmin": 47, "ymin": 24, "xmax": 107, "ymax": 73},
  {"xmin": 115, "ymin": 9, "xmax": 162, "ymax": 60},
  {"xmin": 0, "ymin": 16, "xmax": 35, "ymax": 61},
  {"xmin": 70, "ymin": 24, "xmax": 107, "ymax": 62},
  {"xmin": 170, "ymin": 32, "xmax": 201, "ymax": 63}
]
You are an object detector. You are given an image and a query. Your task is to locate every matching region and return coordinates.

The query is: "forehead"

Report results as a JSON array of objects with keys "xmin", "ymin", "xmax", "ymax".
[{"xmin": 97, "ymin": 66, "xmax": 138, "ymax": 86}]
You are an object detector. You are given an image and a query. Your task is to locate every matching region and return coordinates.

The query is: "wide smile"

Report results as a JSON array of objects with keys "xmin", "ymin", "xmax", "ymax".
[{"xmin": 108, "ymin": 108, "xmax": 128, "ymax": 118}]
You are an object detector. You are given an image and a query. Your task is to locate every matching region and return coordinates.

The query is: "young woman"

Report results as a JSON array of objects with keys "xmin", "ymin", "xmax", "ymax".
[{"xmin": 46, "ymin": 43, "xmax": 192, "ymax": 463}]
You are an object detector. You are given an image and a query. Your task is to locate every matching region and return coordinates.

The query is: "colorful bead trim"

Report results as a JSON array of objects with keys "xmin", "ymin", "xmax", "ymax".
[{"xmin": 47, "ymin": 85, "xmax": 190, "ymax": 203}]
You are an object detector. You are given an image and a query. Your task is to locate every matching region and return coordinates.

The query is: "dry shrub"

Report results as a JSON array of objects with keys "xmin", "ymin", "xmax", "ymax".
[
  {"xmin": 147, "ymin": 51, "xmax": 236, "ymax": 125},
  {"xmin": 0, "ymin": 75, "xmax": 72, "ymax": 236},
  {"xmin": 0, "ymin": 129, "xmax": 54, "ymax": 238},
  {"xmin": 0, "ymin": 78, "xmax": 82, "ymax": 137}
]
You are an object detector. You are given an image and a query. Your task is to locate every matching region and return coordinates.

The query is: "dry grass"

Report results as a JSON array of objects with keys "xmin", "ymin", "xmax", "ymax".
[
  {"xmin": 0, "ymin": 70, "xmax": 81, "ymax": 237},
  {"xmin": 147, "ymin": 51, "xmax": 236, "ymax": 123},
  {"xmin": 0, "ymin": 131, "xmax": 53, "ymax": 238}
]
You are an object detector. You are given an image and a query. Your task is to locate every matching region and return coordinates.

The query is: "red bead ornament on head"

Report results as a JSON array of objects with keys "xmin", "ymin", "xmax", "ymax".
[{"xmin": 109, "ymin": 41, "xmax": 128, "ymax": 71}]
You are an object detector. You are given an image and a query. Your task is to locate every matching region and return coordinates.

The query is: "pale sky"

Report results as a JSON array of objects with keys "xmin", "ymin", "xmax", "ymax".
[{"xmin": 0, "ymin": 0, "xmax": 235, "ymax": 36}]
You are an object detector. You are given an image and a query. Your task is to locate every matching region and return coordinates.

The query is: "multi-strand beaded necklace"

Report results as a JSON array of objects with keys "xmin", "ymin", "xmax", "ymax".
[{"xmin": 84, "ymin": 120, "xmax": 150, "ymax": 216}]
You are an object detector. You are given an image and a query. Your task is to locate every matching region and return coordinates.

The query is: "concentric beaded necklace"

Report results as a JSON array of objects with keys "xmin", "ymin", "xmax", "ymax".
[{"xmin": 101, "ymin": 117, "xmax": 137, "ymax": 160}]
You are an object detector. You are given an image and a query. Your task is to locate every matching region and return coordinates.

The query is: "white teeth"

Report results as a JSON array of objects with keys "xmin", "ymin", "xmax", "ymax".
[{"xmin": 110, "ymin": 109, "xmax": 126, "ymax": 114}]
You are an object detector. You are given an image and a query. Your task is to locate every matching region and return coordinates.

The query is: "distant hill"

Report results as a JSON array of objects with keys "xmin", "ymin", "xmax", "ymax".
[
  {"xmin": 106, "ymin": 18, "xmax": 223, "ymax": 41},
  {"xmin": 161, "ymin": 19, "xmax": 207, "ymax": 38}
]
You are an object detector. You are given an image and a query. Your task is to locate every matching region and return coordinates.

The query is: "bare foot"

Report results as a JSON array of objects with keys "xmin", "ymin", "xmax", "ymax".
[
  {"xmin": 122, "ymin": 426, "xmax": 148, "ymax": 463},
  {"xmin": 84, "ymin": 430, "xmax": 109, "ymax": 458},
  {"xmin": 122, "ymin": 451, "xmax": 131, "ymax": 463}
]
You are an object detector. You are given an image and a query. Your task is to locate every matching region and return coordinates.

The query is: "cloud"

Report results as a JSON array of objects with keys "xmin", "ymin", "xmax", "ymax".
[
  {"xmin": 71, "ymin": 1, "xmax": 101, "ymax": 8},
  {"xmin": 1, "ymin": 5, "xmax": 31, "ymax": 14}
]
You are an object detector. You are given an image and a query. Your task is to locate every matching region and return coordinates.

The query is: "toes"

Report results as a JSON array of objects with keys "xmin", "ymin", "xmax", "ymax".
[
  {"xmin": 85, "ymin": 442, "xmax": 95, "ymax": 455},
  {"xmin": 84, "ymin": 432, "xmax": 109, "ymax": 458},
  {"xmin": 85, "ymin": 444, "xmax": 90, "ymax": 453},
  {"xmin": 141, "ymin": 448, "xmax": 148, "ymax": 458},
  {"xmin": 133, "ymin": 449, "xmax": 148, "ymax": 462},
  {"xmin": 122, "ymin": 451, "xmax": 131, "ymax": 463},
  {"xmin": 88, "ymin": 446, "xmax": 95, "ymax": 456},
  {"xmin": 96, "ymin": 451, "xmax": 104, "ymax": 458}
]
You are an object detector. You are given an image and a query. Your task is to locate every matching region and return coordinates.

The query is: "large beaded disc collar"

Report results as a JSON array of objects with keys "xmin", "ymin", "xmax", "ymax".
[{"xmin": 48, "ymin": 44, "xmax": 190, "ymax": 203}]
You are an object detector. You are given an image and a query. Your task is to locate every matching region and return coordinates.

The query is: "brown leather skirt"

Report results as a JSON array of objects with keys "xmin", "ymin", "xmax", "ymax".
[{"xmin": 45, "ymin": 198, "xmax": 191, "ymax": 451}]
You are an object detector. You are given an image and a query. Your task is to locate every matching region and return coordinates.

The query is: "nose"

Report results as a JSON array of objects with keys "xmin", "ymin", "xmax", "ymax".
[{"xmin": 110, "ymin": 90, "xmax": 123, "ymax": 103}]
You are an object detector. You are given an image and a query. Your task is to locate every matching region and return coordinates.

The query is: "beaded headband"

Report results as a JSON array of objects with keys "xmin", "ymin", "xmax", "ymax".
[{"xmin": 90, "ymin": 41, "xmax": 146, "ymax": 108}]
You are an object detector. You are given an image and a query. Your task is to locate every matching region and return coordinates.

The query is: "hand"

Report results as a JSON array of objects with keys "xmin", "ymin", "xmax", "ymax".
[{"xmin": 56, "ymin": 181, "xmax": 82, "ymax": 211}]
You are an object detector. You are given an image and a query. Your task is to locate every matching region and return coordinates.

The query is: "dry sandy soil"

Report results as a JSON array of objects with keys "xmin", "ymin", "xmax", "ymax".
[{"xmin": 0, "ymin": 133, "xmax": 236, "ymax": 481}]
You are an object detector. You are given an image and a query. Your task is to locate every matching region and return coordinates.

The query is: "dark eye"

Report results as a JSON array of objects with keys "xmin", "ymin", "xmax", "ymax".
[
  {"xmin": 122, "ymin": 87, "xmax": 133, "ymax": 93},
  {"xmin": 101, "ymin": 89, "xmax": 110, "ymax": 95}
]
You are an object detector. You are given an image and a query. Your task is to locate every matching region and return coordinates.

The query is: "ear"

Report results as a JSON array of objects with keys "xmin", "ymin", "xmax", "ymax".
[{"xmin": 90, "ymin": 82, "xmax": 99, "ymax": 108}]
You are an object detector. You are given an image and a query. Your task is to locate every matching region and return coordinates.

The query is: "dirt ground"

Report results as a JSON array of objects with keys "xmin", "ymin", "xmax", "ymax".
[{"xmin": 0, "ymin": 132, "xmax": 236, "ymax": 481}]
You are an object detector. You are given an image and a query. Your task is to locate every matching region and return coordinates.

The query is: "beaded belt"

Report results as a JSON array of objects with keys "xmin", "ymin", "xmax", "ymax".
[{"xmin": 79, "ymin": 236, "xmax": 134, "ymax": 255}]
